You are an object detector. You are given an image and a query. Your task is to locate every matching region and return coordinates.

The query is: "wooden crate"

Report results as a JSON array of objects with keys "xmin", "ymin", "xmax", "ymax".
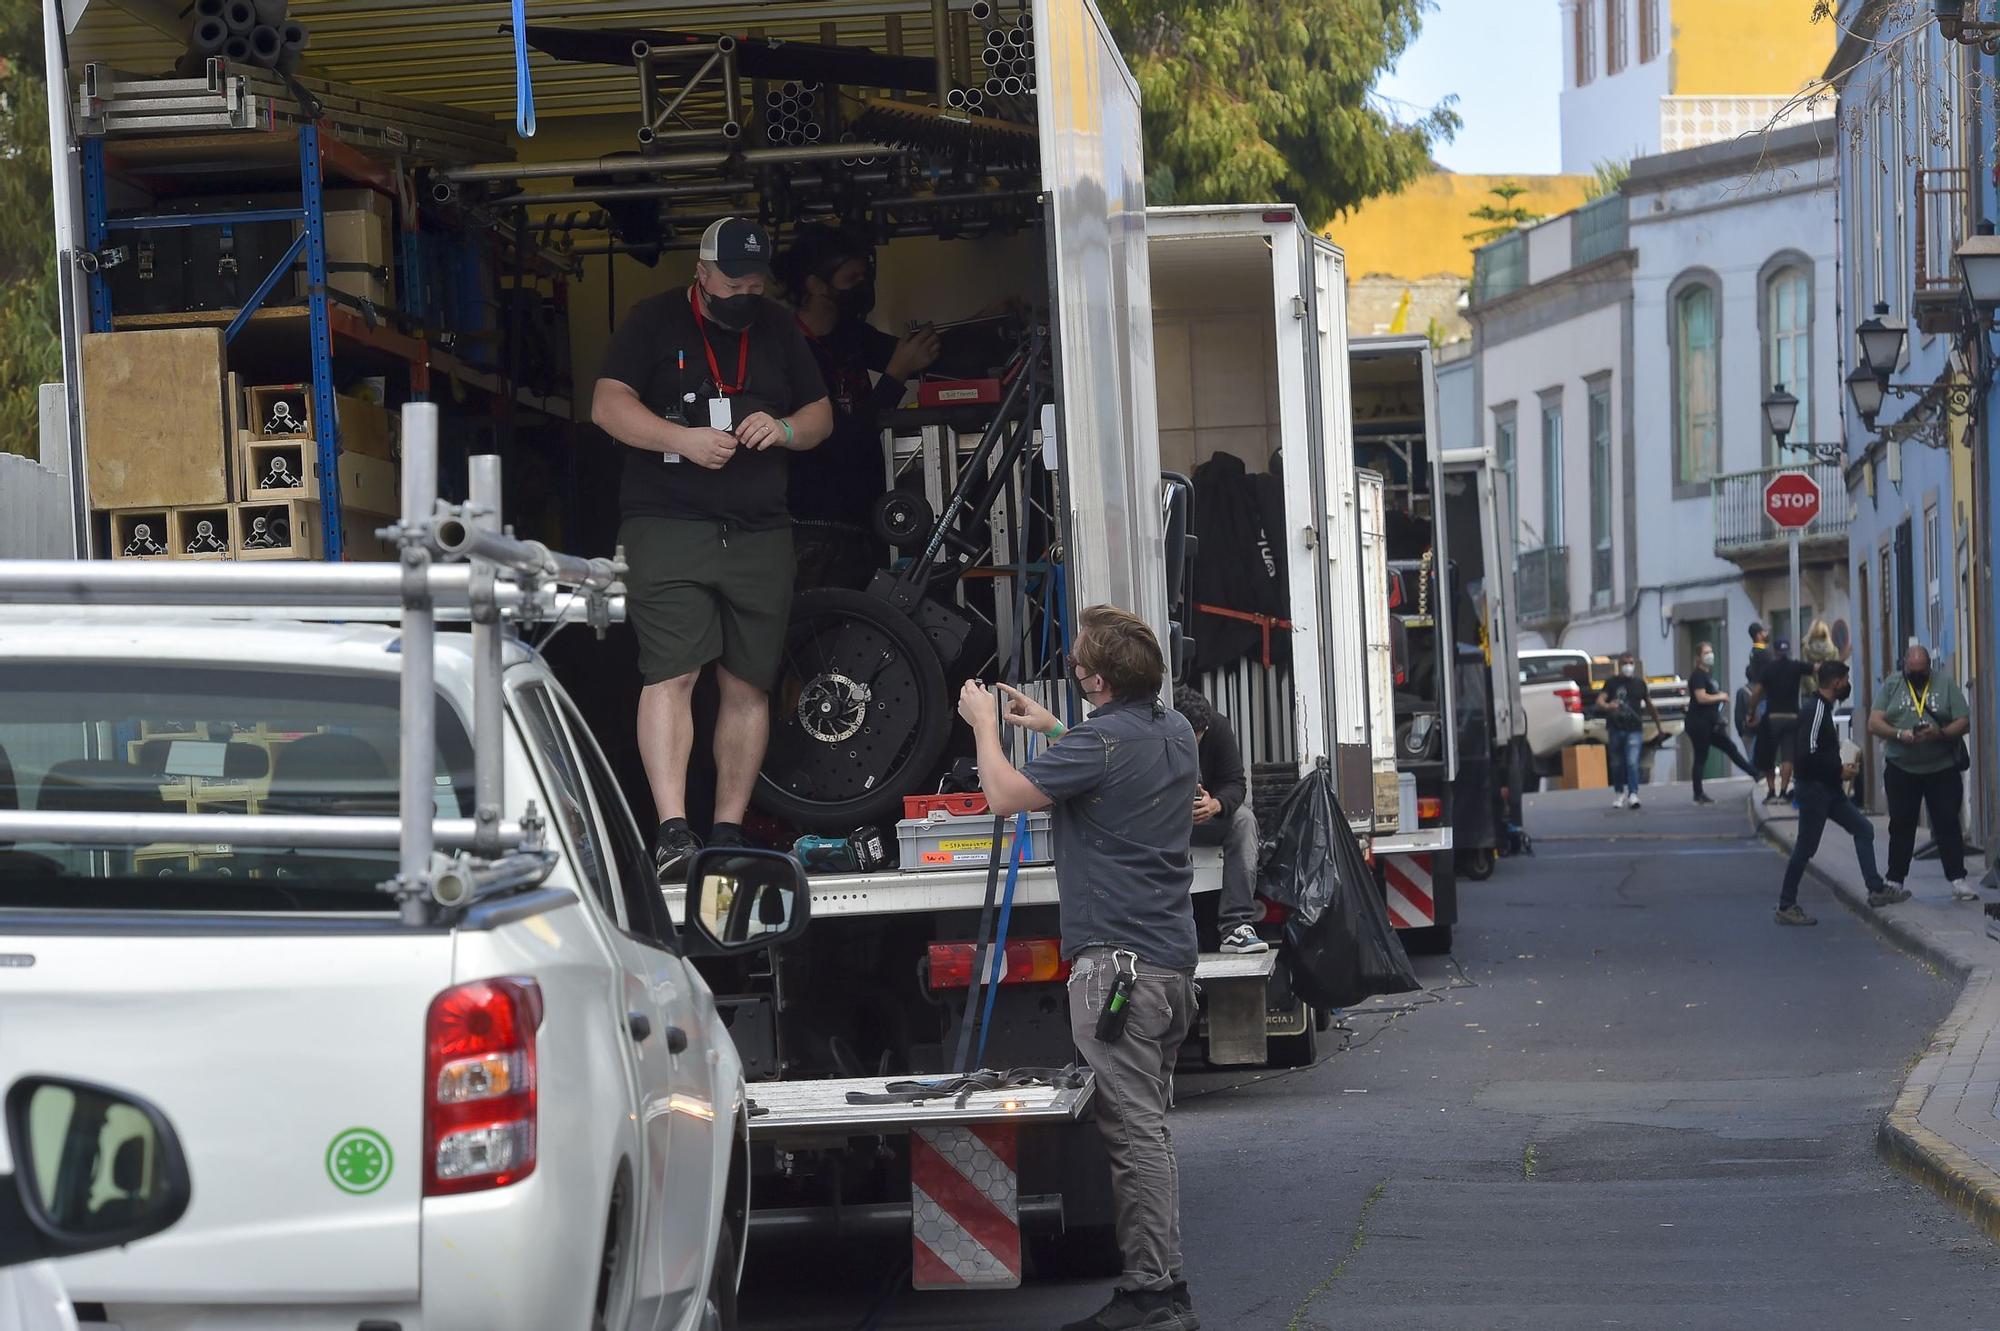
[
  {"xmin": 169, "ymin": 505, "xmax": 235, "ymax": 560},
  {"xmin": 245, "ymin": 383, "xmax": 314, "ymax": 442},
  {"xmin": 235, "ymin": 498, "xmax": 318, "ymax": 560},
  {"xmin": 82, "ymin": 328, "xmax": 230, "ymax": 509},
  {"xmin": 238, "ymin": 438, "xmax": 398, "ymax": 516},
  {"xmin": 336, "ymin": 392, "xmax": 396, "ymax": 461},
  {"xmin": 107, "ymin": 509, "xmax": 172, "ymax": 560}
]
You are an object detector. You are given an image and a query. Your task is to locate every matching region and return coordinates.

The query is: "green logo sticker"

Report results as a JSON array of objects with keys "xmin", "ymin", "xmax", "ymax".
[{"xmin": 325, "ymin": 1127, "xmax": 393, "ymax": 1195}]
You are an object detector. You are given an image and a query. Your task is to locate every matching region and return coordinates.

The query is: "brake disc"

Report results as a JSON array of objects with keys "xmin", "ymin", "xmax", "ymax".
[{"xmin": 797, "ymin": 672, "xmax": 873, "ymax": 744}]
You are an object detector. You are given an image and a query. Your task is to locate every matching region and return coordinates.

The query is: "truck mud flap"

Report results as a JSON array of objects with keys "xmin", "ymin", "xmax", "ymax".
[
  {"xmin": 912, "ymin": 1123, "xmax": 1023, "ymax": 1289},
  {"xmin": 1381, "ymin": 852, "xmax": 1437, "ymax": 929}
]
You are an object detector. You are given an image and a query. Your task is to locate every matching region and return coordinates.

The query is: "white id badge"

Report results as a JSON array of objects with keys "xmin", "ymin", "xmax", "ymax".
[{"xmin": 708, "ymin": 396, "xmax": 734, "ymax": 431}]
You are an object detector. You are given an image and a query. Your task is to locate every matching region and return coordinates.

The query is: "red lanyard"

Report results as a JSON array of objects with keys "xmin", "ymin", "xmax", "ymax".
[{"xmin": 689, "ymin": 285, "xmax": 749, "ymax": 395}]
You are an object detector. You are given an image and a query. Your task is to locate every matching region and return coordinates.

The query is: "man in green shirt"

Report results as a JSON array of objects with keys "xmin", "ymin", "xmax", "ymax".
[{"xmin": 1866, "ymin": 644, "xmax": 1976, "ymax": 902}]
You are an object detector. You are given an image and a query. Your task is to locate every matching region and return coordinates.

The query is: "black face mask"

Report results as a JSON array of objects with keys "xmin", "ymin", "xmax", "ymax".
[
  {"xmin": 703, "ymin": 288, "xmax": 762, "ymax": 330},
  {"xmin": 1906, "ymin": 668, "xmax": 1930, "ymax": 689},
  {"xmin": 1838, "ymin": 682, "xmax": 1853, "ymax": 702},
  {"xmin": 835, "ymin": 279, "xmax": 877, "ymax": 320}
]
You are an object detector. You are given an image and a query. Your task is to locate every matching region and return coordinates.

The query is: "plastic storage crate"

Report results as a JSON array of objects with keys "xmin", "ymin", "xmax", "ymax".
[{"xmin": 896, "ymin": 810, "xmax": 1053, "ymax": 871}]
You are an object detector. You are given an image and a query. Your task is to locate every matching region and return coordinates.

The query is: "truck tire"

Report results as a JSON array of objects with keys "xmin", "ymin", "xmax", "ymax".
[
  {"xmin": 1402, "ymin": 923, "xmax": 1453, "ymax": 955},
  {"xmin": 1460, "ymin": 847, "xmax": 1495, "ymax": 881},
  {"xmin": 755, "ymin": 588, "xmax": 952, "ymax": 832},
  {"xmin": 1030, "ymin": 1224, "xmax": 1123, "ymax": 1279},
  {"xmin": 591, "ymin": 1166, "xmax": 633, "ymax": 1331},
  {"xmin": 1267, "ymin": 1017, "xmax": 1319, "ymax": 1068},
  {"xmin": 705, "ymin": 1216, "xmax": 740, "ymax": 1331}
]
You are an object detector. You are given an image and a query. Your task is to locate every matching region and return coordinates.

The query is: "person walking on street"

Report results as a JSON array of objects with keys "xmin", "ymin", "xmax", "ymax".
[
  {"xmin": 957, "ymin": 606, "xmax": 1201, "ymax": 1331},
  {"xmin": 591, "ymin": 217, "xmax": 835, "ymax": 879},
  {"xmin": 1754, "ymin": 638, "xmax": 1812, "ymax": 804},
  {"xmin": 1777, "ymin": 660, "xmax": 1898, "ymax": 925},
  {"xmin": 1173, "ymin": 686, "xmax": 1266, "ymax": 955},
  {"xmin": 1597, "ymin": 652, "xmax": 1660, "ymax": 810},
  {"xmin": 1686, "ymin": 641, "xmax": 1759, "ymax": 804},
  {"xmin": 1868, "ymin": 644, "xmax": 1977, "ymax": 902}
]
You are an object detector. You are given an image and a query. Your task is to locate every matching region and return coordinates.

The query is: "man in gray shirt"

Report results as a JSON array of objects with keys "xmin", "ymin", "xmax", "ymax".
[{"xmin": 957, "ymin": 604, "xmax": 1200, "ymax": 1331}]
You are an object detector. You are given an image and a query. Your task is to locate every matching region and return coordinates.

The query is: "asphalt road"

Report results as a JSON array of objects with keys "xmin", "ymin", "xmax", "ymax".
[{"xmin": 740, "ymin": 781, "xmax": 1999, "ymax": 1330}]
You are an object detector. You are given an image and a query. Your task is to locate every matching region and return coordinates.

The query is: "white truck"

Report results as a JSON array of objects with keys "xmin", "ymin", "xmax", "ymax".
[{"xmin": 0, "ymin": 421, "xmax": 812, "ymax": 1330}]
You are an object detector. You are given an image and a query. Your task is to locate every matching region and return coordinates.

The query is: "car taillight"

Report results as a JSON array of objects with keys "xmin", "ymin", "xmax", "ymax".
[
  {"xmin": 1417, "ymin": 797, "xmax": 1443, "ymax": 822},
  {"xmin": 927, "ymin": 939, "xmax": 1070, "ymax": 990},
  {"xmin": 1556, "ymin": 684, "xmax": 1582, "ymax": 715},
  {"xmin": 425, "ymin": 977, "xmax": 542, "ymax": 1196}
]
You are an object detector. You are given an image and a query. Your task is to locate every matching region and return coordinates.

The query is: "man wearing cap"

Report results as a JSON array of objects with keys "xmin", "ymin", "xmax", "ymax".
[{"xmin": 592, "ymin": 217, "xmax": 834, "ymax": 879}]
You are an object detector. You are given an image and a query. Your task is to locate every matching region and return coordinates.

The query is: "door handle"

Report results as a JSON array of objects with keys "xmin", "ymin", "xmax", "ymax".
[
  {"xmin": 627, "ymin": 1011, "xmax": 652, "ymax": 1043},
  {"xmin": 665, "ymin": 1025, "xmax": 689, "ymax": 1055}
]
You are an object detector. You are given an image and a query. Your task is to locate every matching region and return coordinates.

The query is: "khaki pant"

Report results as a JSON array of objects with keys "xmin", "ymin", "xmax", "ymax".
[{"xmin": 1067, "ymin": 946, "xmax": 1197, "ymax": 1292}]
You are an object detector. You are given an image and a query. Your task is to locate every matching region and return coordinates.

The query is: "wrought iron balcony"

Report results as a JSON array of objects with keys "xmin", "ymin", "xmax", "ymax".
[
  {"xmin": 1516, "ymin": 544, "xmax": 1570, "ymax": 628},
  {"xmin": 1711, "ymin": 461, "xmax": 1851, "ymax": 570},
  {"xmin": 1915, "ymin": 165, "xmax": 1972, "ymax": 333}
]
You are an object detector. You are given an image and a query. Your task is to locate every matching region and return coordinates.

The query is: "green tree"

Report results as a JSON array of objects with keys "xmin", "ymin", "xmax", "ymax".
[
  {"xmin": 1464, "ymin": 180, "xmax": 1540, "ymax": 245},
  {"xmin": 1100, "ymin": 0, "xmax": 1459, "ymax": 227},
  {"xmin": 0, "ymin": 0, "xmax": 58, "ymax": 459}
]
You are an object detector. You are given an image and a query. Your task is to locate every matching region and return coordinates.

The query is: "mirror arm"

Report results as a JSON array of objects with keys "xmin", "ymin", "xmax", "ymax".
[{"xmin": 0, "ymin": 1182, "xmax": 49, "ymax": 1267}]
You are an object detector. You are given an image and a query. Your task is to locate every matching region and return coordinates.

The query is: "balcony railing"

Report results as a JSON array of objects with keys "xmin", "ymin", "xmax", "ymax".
[
  {"xmin": 1571, "ymin": 195, "xmax": 1629, "ymax": 267},
  {"xmin": 1712, "ymin": 461, "xmax": 1851, "ymax": 566},
  {"xmin": 1471, "ymin": 231, "xmax": 1527, "ymax": 305},
  {"xmin": 1516, "ymin": 544, "xmax": 1570, "ymax": 626},
  {"xmin": 1916, "ymin": 166, "xmax": 1972, "ymax": 296}
]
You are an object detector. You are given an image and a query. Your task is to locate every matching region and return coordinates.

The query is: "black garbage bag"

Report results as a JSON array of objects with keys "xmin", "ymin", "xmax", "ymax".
[{"xmin": 1258, "ymin": 767, "xmax": 1422, "ymax": 1010}]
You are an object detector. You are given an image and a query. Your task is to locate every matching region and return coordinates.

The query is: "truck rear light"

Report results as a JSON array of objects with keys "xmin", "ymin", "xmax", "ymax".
[
  {"xmin": 1259, "ymin": 897, "xmax": 1290, "ymax": 925},
  {"xmin": 1417, "ymin": 797, "xmax": 1443, "ymax": 822},
  {"xmin": 927, "ymin": 939, "xmax": 1070, "ymax": 990},
  {"xmin": 1556, "ymin": 684, "xmax": 1582, "ymax": 714},
  {"xmin": 425, "ymin": 977, "xmax": 541, "ymax": 1196}
]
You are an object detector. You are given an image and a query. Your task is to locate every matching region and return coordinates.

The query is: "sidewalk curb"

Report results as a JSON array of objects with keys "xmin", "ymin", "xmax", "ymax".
[{"xmin": 1750, "ymin": 799, "xmax": 2000, "ymax": 1243}]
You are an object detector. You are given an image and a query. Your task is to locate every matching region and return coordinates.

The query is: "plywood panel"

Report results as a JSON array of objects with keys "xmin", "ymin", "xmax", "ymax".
[
  {"xmin": 1189, "ymin": 318, "xmax": 1269, "ymax": 430},
  {"xmin": 1153, "ymin": 319, "xmax": 1194, "ymax": 431},
  {"xmin": 82, "ymin": 329, "xmax": 229, "ymax": 510}
]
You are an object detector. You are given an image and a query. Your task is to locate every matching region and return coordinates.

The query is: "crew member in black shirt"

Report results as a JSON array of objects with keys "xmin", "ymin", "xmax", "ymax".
[
  {"xmin": 1753, "ymin": 638, "xmax": 1813, "ymax": 804},
  {"xmin": 591, "ymin": 217, "xmax": 834, "ymax": 878},
  {"xmin": 1686, "ymin": 639, "xmax": 1758, "ymax": 804},
  {"xmin": 1775, "ymin": 660, "xmax": 1895, "ymax": 925},
  {"xmin": 775, "ymin": 224, "xmax": 941, "ymax": 589}
]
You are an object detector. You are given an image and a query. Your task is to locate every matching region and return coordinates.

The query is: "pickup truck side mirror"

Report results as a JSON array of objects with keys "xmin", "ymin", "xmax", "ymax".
[
  {"xmin": 684, "ymin": 848, "xmax": 811, "ymax": 956},
  {"xmin": 0, "ymin": 1076, "xmax": 192, "ymax": 1270}
]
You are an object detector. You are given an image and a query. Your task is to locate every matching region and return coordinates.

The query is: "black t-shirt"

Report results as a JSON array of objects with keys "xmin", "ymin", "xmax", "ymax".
[
  {"xmin": 598, "ymin": 289, "xmax": 828, "ymax": 529},
  {"xmin": 787, "ymin": 316, "xmax": 905, "ymax": 525},
  {"xmin": 1600, "ymin": 675, "xmax": 1650, "ymax": 731},
  {"xmin": 1759, "ymin": 658, "xmax": 1813, "ymax": 717},
  {"xmin": 1688, "ymin": 667, "xmax": 1720, "ymax": 728}
]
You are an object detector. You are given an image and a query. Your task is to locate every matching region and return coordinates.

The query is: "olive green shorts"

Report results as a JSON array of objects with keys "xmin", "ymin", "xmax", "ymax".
[{"xmin": 619, "ymin": 517, "xmax": 794, "ymax": 689}]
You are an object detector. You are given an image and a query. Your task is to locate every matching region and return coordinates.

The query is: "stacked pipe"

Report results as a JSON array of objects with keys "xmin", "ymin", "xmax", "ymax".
[
  {"xmin": 764, "ymin": 81, "xmax": 827, "ymax": 147},
  {"xmin": 971, "ymin": 1, "xmax": 1036, "ymax": 122},
  {"xmin": 183, "ymin": 0, "xmax": 308, "ymax": 74}
]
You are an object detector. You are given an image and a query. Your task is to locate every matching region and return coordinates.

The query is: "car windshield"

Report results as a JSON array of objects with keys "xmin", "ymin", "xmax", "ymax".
[{"xmin": 0, "ymin": 662, "xmax": 473, "ymax": 912}]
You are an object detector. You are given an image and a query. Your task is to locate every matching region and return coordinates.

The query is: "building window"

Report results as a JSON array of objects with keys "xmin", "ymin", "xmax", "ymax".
[
  {"xmin": 1925, "ymin": 500, "xmax": 1943, "ymax": 646},
  {"xmin": 1639, "ymin": 0, "xmax": 1660, "ymax": 62},
  {"xmin": 1673, "ymin": 281, "xmax": 1720, "ymax": 485},
  {"xmin": 1765, "ymin": 263, "xmax": 1811, "ymax": 461},
  {"xmin": 1495, "ymin": 406, "xmax": 1519, "ymax": 539},
  {"xmin": 1605, "ymin": 0, "xmax": 1627, "ymax": 74},
  {"xmin": 1541, "ymin": 396, "xmax": 1565, "ymax": 548},
  {"xmin": 1588, "ymin": 382, "xmax": 1613, "ymax": 604},
  {"xmin": 1574, "ymin": 2, "xmax": 1597, "ymax": 85},
  {"xmin": 1880, "ymin": 546, "xmax": 1894, "ymax": 670},
  {"xmin": 1895, "ymin": 520, "xmax": 1916, "ymax": 654}
]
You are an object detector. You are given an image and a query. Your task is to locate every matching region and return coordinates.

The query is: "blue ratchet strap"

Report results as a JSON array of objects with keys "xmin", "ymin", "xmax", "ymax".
[
  {"xmin": 511, "ymin": 0, "xmax": 537, "ymax": 137},
  {"xmin": 973, "ymin": 812, "xmax": 1029, "ymax": 1070}
]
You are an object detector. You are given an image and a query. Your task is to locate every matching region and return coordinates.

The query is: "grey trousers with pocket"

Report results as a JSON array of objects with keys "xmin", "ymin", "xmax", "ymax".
[
  {"xmin": 1191, "ymin": 803, "xmax": 1260, "ymax": 932},
  {"xmin": 1068, "ymin": 946, "xmax": 1198, "ymax": 1292}
]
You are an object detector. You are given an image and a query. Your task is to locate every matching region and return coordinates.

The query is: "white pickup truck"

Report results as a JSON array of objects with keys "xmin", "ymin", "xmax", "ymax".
[{"xmin": 0, "ymin": 419, "xmax": 807, "ymax": 1331}]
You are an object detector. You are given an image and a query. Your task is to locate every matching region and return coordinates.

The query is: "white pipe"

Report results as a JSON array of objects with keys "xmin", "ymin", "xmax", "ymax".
[
  {"xmin": 398, "ymin": 404, "xmax": 439, "ymax": 900},
  {"xmin": 468, "ymin": 454, "xmax": 505, "ymax": 856},
  {"xmin": 0, "ymin": 811, "xmax": 526, "ymax": 852}
]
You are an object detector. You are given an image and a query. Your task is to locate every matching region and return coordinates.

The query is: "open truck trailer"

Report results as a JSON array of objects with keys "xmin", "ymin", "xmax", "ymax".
[{"xmin": 37, "ymin": 0, "xmax": 1196, "ymax": 1288}]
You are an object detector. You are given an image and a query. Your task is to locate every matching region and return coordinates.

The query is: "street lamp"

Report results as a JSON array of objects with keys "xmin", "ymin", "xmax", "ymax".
[
  {"xmin": 1857, "ymin": 302, "xmax": 1908, "ymax": 378},
  {"xmin": 1846, "ymin": 363, "xmax": 1886, "ymax": 425},
  {"xmin": 1762, "ymin": 383, "xmax": 1800, "ymax": 448},
  {"xmin": 1956, "ymin": 224, "xmax": 2000, "ymax": 311},
  {"xmin": 1939, "ymin": 0, "xmax": 1964, "ymax": 40}
]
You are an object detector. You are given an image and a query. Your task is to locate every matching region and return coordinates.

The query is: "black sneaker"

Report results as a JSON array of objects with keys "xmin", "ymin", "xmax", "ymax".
[
  {"xmin": 708, "ymin": 821, "xmax": 749, "ymax": 849},
  {"xmin": 1693, "ymin": 794, "xmax": 1716, "ymax": 806},
  {"xmin": 1059, "ymin": 1288, "xmax": 1190, "ymax": 1331},
  {"xmin": 655, "ymin": 821, "xmax": 702, "ymax": 885},
  {"xmin": 1170, "ymin": 1281, "xmax": 1200, "ymax": 1328}
]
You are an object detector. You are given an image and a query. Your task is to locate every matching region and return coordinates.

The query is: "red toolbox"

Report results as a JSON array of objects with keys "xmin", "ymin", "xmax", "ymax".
[{"xmin": 903, "ymin": 792, "xmax": 989, "ymax": 820}]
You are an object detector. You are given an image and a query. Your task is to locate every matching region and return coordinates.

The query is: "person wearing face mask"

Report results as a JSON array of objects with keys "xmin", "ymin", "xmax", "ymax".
[
  {"xmin": 775, "ymin": 224, "xmax": 942, "ymax": 590},
  {"xmin": 1685, "ymin": 640, "xmax": 1759, "ymax": 805},
  {"xmin": 1776, "ymin": 660, "xmax": 1893, "ymax": 925},
  {"xmin": 1596, "ymin": 652, "xmax": 1661, "ymax": 810},
  {"xmin": 954, "ymin": 606, "xmax": 1201, "ymax": 1331},
  {"xmin": 591, "ymin": 216, "xmax": 835, "ymax": 880},
  {"xmin": 1868, "ymin": 644, "xmax": 1977, "ymax": 903}
]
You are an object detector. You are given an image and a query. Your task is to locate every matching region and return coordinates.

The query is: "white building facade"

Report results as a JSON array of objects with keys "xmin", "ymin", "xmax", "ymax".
[{"xmin": 1625, "ymin": 123, "xmax": 1848, "ymax": 695}]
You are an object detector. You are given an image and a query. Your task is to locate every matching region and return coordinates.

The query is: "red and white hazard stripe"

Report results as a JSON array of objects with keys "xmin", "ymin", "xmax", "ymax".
[
  {"xmin": 910, "ymin": 1123, "xmax": 1022, "ymax": 1289},
  {"xmin": 1381, "ymin": 854, "xmax": 1436, "ymax": 930}
]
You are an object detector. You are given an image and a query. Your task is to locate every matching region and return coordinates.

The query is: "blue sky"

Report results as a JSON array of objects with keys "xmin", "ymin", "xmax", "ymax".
[{"xmin": 1374, "ymin": 0, "xmax": 1564, "ymax": 175}]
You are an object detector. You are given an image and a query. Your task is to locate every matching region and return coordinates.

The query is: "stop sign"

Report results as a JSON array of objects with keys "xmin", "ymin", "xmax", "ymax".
[{"xmin": 1763, "ymin": 471, "xmax": 1821, "ymax": 529}]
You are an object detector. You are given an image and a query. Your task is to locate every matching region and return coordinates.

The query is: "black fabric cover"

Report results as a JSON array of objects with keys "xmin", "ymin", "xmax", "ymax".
[
  {"xmin": 1189, "ymin": 453, "xmax": 1289, "ymax": 672},
  {"xmin": 1258, "ymin": 767, "xmax": 1421, "ymax": 1010}
]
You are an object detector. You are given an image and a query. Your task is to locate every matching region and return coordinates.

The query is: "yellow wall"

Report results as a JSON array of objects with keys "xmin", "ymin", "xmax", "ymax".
[
  {"xmin": 1325, "ymin": 170, "xmax": 1596, "ymax": 281},
  {"xmin": 1669, "ymin": 0, "xmax": 1836, "ymax": 97}
]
